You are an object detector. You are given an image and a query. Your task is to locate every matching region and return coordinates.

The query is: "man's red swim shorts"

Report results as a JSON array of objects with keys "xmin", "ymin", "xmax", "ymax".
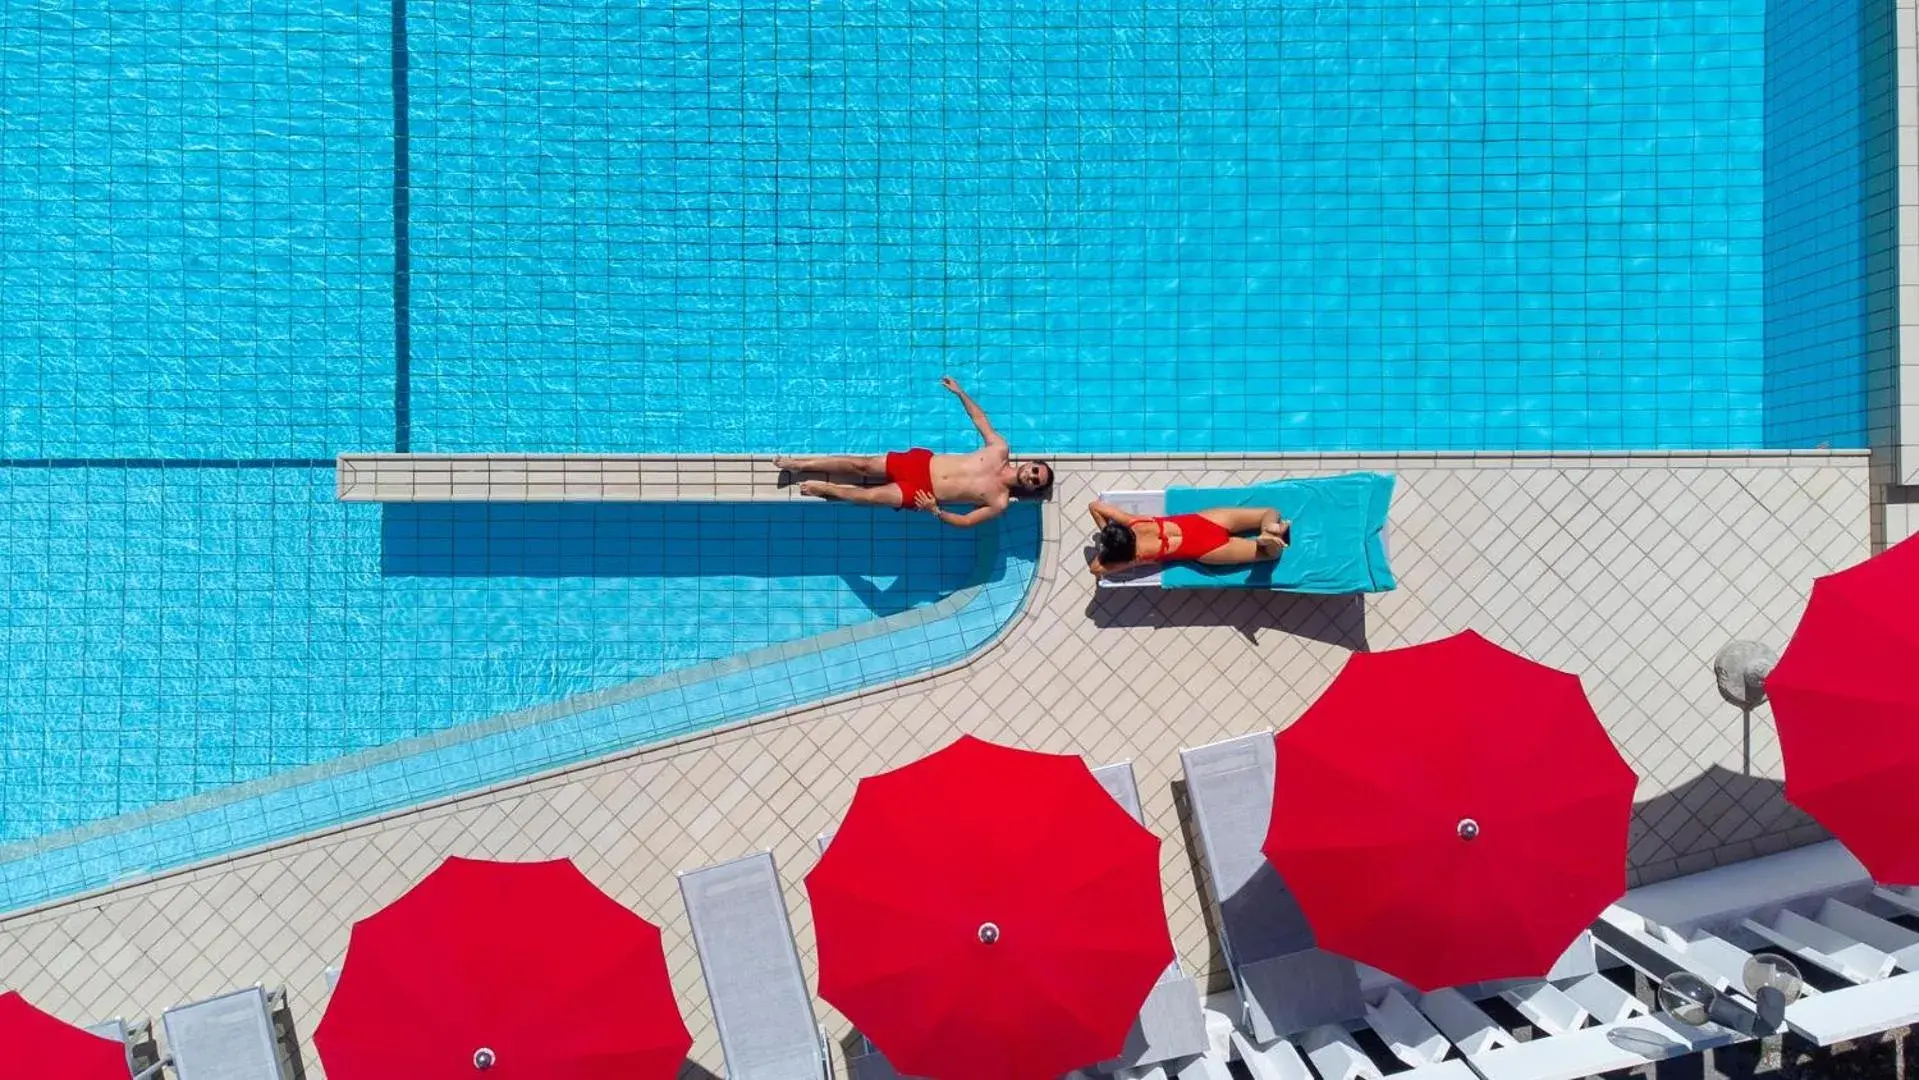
[{"xmin": 884, "ymin": 448, "xmax": 935, "ymax": 509}]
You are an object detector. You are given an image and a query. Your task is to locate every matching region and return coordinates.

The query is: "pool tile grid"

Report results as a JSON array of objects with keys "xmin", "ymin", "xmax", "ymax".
[{"xmin": 3, "ymin": 0, "xmax": 1784, "ymax": 460}]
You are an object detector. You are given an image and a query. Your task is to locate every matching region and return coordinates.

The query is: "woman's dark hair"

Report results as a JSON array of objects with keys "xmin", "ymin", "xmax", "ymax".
[
  {"xmin": 1013, "ymin": 461, "xmax": 1055, "ymax": 500},
  {"xmin": 1096, "ymin": 520, "xmax": 1138, "ymax": 564}
]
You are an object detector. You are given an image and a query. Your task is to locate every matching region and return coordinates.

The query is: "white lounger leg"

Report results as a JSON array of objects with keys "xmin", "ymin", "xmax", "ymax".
[
  {"xmin": 1558, "ymin": 974, "xmax": 1647, "ymax": 1025},
  {"xmin": 1365, "ymin": 990, "xmax": 1450, "ymax": 1068},
  {"xmin": 1741, "ymin": 912, "xmax": 1896, "ymax": 983},
  {"xmin": 1417, "ymin": 989, "xmax": 1518, "ymax": 1057},
  {"xmin": 1813, "ymin": 898, "xmax": 1919, "ymax": 971},
  {"xmin": 1228, "ymin": 1031, "xmax": 1312, "ymax": 1080},
  {"xmin": 1173, "ymin": 1052, "xmax": 1235, "ymax": 1080},
  {"xmin": 1300, "ymin": 1025, "xmax": 1383, "ymax": 1080},
  {"xmin": 1874, "ymin": 886, "xmax": 1919, "ymax": 919},
  {"xmin": 1498, "ymin": 982, "xmax": 1590, "ymax": 1036}
]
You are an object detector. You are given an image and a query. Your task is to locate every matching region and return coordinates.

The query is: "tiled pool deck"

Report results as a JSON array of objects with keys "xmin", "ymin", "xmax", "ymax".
[{"xmin": 0, "ymin": 450, "xmax": 1878, "ymax": 1076}]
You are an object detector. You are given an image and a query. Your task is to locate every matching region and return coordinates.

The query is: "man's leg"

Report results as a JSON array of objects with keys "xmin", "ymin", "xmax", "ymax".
[
  {"xmin": 775, "ymin": 454, "xmax": 888, "ymax": 478},
  {"xmin": 798, "ymin": 480, "xmax": 905, "ymax": 508}
]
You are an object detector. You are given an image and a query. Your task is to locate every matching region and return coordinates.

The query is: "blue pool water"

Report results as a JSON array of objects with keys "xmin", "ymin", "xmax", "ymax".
[
  {"xmin": 3, "ymin": 0, "xmax": 1771, "ymax": 461},
  {"xmin": 411, "ymin": 0, "xmax": 1766, "ymax": 454},
  {"xmin": 0, "ymin": 0, "xmax": 1789, "ymax": 899},
  {"xmin": 0, "ymin": 0, "xmax": 395, "ymax": 459},
  {"xmin": 0, "ymin": 467, "xmax": 983, "ymax": 844}
]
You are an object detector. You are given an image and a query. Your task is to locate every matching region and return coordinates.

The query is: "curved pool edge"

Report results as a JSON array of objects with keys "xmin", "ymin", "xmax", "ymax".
[
  {"xmin": 0, "ymin": 447, "xmax": 1866, "ymax": 917},
  {"xmin": 0, "ymin": 502, "xmax": 1048, "ymax": 917}
]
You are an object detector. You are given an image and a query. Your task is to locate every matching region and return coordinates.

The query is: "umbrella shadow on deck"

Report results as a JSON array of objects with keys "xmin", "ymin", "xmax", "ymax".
[
  {"xmin": 1627, "ymin": 764, "xmax": 1825, "ymax": 885},
  {"xmin": 378, "ymin": 502, "xmax": 983, "ymax": 618}
]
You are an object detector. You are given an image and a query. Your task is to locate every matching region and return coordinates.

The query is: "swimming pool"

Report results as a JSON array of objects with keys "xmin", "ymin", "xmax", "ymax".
[
  {"xmin": 5, "ymin": 0, "xmax": 1774, "ymax": 461},
  {"xmin": 0, "ymin": 0, "xmax": 1865, "ymax": 907},
  {"xmin": 0, "ymin": 467, "xmax": 995, "ymax": 842}
]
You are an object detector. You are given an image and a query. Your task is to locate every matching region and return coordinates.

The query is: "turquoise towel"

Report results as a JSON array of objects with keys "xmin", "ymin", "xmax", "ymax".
[{"xmin": 1161, "ymin": 472, "xmax": 1397, "ymax": 593}]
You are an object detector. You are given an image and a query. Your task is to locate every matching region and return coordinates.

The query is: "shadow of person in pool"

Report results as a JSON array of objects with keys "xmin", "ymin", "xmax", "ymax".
[{"xmin": 377, "ymin": 501, "xmax": 981, "ymax": 618}]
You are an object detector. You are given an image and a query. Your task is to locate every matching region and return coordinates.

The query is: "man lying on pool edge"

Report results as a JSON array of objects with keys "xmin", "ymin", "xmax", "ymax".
[{"xmin": 777, "ymin": 377, "xmax": 1054, "ymax": 529}]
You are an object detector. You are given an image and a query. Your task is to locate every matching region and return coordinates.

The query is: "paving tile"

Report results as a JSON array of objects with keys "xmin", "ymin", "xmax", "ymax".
[{"xmin": 0, "ymin": 452, "xmax": 1873, "ymax": 1078}]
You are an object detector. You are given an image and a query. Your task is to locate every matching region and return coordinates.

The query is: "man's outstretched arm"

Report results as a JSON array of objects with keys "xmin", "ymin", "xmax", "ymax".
[
  {"xmin": 914, "ymin": 491, "xmax": 1006, "ymax": 529},
  {"xmin": 942, "ymin": 376, "xmax": 1003, "ymax": 446}
]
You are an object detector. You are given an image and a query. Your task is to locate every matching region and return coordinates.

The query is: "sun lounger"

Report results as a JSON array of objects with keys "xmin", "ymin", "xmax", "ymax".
[
  {"xmin": 1097, "ymin": 976, "xmax": 1212, "ymax": 1076},
  {"xmin": 1615, "ymin": 838, "xmax": 1872, "ymax": 934},
  {"xmin": 1228, "ymin": 1012, "xmax": 1466, "ymax": 1080},
  {"xmin": 1415, "ymin": 984, "xmax": 1733, "ymax": 1080},
  {"xmin": 1097, "ymin": 473, "xmax": 1395, "ymax": 593},
  {"xmin": 1780, "ymin": 971, "xmax": 1919, "ymax": 1044},
  {"xmin": 1088, "ymin": 761, "xmax": 1210, "ymax": 1073},
  {"xmin": 1166, "ymin": 1055, "xmax": 1237, "ymax": 1080},
  {"xmin": 1353, "ymin": 989, "xmax": 1479, "ymax": 1080},
  {"xmin": 1227, "ymin": 1030, "xmax": 1311, "ymax": 1080},
  {"xmin": 160, "ymin": 986, "xmax": 291, "ymax": 1080},
  {"xmin": 1738, "ymin": 904, "xmax": 1899, "ymax": 982},
  {"xmin": 1592, "ymin": 839, "xmax": 1919, "ymax": 1046},
  {"xmin": 1602, "ymin": 899, "xmax": 1919, "ymax": 1047},
  {"xmin": 1090, "ymin": 759, "xmax": 1148, "ymax": 823},
  {"xmin": 84, "ymin": 1017, "xmax": 161, "ymax": 1080},
  {"xmin": 1586, "ymin": 840, "xmax": 1919, "ymax": 1054},
  {"xmin": 1179, "ymin": 732, "xmax": 1364, "ymax": 1042},
  {"xmin": 846, "ymin": 1045, "xmax": 909, "ymax": 1080},
  {"xmin": 1876, "ymin": 883, "xmax": 1919, "ymax": 918},
  {"xmin": 1766, "ymin": 897, "xmax": 1919, "ymax": 1043},
  {"xmin": 680, "ymin": 851, "xmax": 831, "ymax": 1080},
  {"xmin": 83, "ymin": 1016, "xmax": 138, "ymax": 1058},
  {"xmin": 83, "ymin": 1017, "xmax": 131, "ymax": 1043}
]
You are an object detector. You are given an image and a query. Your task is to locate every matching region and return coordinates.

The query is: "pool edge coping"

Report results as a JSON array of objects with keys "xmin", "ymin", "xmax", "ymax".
[{"xmin": 0, "ymin": 506, "xmax": 1054, "ymax": 922}]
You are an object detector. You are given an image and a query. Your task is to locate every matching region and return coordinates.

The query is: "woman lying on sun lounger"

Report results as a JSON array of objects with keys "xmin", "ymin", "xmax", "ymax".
[{"xmin": 1087, "ymin": 501, "xmax": 1289, "ymax": 578}]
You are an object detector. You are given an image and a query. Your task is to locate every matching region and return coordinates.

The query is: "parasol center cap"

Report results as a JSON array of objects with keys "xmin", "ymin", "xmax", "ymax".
[
  {"xmin": 1457, "ymin": 818, "xmax": 1480, "ymax": 841},
  {"xmin": 474, "ymin": 1048, "xmax": 497, "ymax": 1070},
  {"xmin": 978, "ymin": 921, "xmax": 1001, "ymax": 944}
]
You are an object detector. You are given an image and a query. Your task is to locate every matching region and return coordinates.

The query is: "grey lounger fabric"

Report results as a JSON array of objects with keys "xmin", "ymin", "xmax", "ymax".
[
  {"xmin": 161, "ymin": 986, "xmax": 289, "ymax": 1080},
  {"xmin": 1098, "ymin": 973, "xmax": 1212, "ymax": 1074},
  {"xmin": 1181, "ymin": 732, "xmax": 1362, "ymax": 1041},
  {"xmin": 847, "ymin": 1044, "xmax": 910, "ymax": 1080},
  {"xmin": 82, "ymin": 1018, "xmax": 140, "ymax": 1078},
  {"xmin": 1089, "ymin": 760, "xmax": 1210, "ymax": 1071},
  {"xmin": 681, "ymin": 852, "xmax": 829, "ymax": 1080},
  {"xmin": 83, "ymin": 1018, "xmax": 129, "ymax": 1042},
  {"xmin": 1090, "ymin": 760, "xmax": 1147, "ymax": 822}
]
